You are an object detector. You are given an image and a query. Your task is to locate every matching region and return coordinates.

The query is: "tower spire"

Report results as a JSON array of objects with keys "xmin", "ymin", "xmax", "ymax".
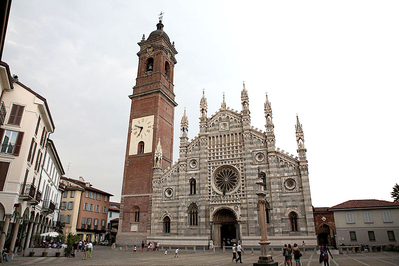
[
  {"xmin": 154, "ymin": 138, "xmax": 163, "ymax": 169},
  {"xmin": 264, "ymin": 93, "xmax": 275, "ymax": 151},
  {"xmin": 221, "ymin": 92, "xmax": 226, "ymax": 110},
  {"xmin": 181, "ymin": 107, "xmax": 189, "ymax": 138},
  {"xmin": 296, "ymin": 114, "xmax": 307, "ymax": 163},
  {"xmin": 200, "ymin": 89, "xmax": 207, "ymax": 118}
]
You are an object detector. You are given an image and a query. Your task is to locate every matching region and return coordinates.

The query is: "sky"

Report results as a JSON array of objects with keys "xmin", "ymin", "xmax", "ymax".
[{"xmin": 3, "ymin": 1, "xmax": 399, "ymax": 207}]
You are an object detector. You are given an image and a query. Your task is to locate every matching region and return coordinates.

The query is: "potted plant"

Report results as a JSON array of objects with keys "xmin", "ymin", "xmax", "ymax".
[
  {"xmin": 65, "ymin": 233, "xmax": 80, "ymax": 257},
  {"xmin": 55, "ymin": 233, "xmax": 65, "ymax": 257},
  {"xmin": 29, "ymin": 232, "xmax": 41, "ymax": 257}
]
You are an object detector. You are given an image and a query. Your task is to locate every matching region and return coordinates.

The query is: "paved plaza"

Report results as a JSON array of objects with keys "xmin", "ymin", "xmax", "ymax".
[{"xmin": 6, "ymin": 246, "xmax": 399, "ymax": 266}]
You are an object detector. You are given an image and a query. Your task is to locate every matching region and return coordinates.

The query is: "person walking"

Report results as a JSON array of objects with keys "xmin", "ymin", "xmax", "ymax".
[
  {"xmin": 174, "ymin": 247, "xmax": 179, "ymax": 258},
  {"xmin": 292, "ymin": 243, "xmax": 302, "ymax": 266},
  {"xmin": 235, "ymin": 242, "xmax": 245, "ymax": 263},
  {"xmin": 164, "ymin": 249, "xmax": 168, "ymax": 255},
  {"xmin": 232, "ymin": 244, "xmax": 237, "ymax": 262},
  {"xmin": 141, "ymin": 241, "xmax": 145, "ymax": 252},
  {"xmin": 134, "ymin": 245, "xmax": 137, "ymax": 252},
  {"xmin": 82, "ymin": 241, "xmax": 88, "ymax": 260},
  {"xmin": 319, "ymin": 245, "xmax": 333, "ymax": 266},
  {"xmin": 73, "ymin": 241, "xmax": 78, "ymax": 257},
  {"xmin": 87, "ymin": 241, "xmax": 93, "ymax": 258}
]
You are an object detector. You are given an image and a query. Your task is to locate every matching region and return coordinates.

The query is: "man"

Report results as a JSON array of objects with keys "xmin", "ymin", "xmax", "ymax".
[
  {"xmin": 235, "ymin": 242, "xmax": 245, "ymax": 263},
  {"xmin": 88, "ymin": 241, "xmax": 93, "ymax": 258}
]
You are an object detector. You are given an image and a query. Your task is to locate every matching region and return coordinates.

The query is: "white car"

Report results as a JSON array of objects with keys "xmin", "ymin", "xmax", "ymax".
[{"xmin": 100, "ymin": 240, "xmax": 109, "ymax": 245}]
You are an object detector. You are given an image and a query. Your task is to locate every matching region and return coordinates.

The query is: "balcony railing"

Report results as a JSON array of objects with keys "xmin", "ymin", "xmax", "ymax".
[
  {"xmin": 20, "ymin": 183, "xmax": 36, "ymax": 200},
  {"xmin": 42, "ymin": 200, "xmax": 55, "ymax": 212},
  {"xmin": 36, "ymin": 190, "xmax": 42, "ymax": 202}
]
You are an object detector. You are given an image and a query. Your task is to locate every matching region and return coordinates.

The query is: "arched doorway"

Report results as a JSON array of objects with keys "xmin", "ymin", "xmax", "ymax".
[
  {"xmin": 317, "ymin": 224, "xmax": 335, "ymax": 246},
  {"xmin": 212, "ymin": 208, "xmax": 237, "ymax": 247}
]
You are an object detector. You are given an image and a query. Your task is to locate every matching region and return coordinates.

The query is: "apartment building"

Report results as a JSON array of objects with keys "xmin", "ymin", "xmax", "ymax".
[{"xmin": 60, "ymin": 176, "xmax": 112, "ymax": 243}]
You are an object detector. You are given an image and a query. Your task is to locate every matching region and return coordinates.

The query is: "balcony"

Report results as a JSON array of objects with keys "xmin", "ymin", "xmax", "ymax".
[
  {"xmin": 42, "ymin": 199, "xmax": 55, "ymax": 213},
  {"xmin": 56, "ymin": 221, "xmax": 65, "ymax": 228},
  {"xmin": 20, "ymin": 183, "xmax": 37, "ymax": 202},
  {"xmin": 36, "ymin": 190, "xmax": 42, "ymax": 202}
]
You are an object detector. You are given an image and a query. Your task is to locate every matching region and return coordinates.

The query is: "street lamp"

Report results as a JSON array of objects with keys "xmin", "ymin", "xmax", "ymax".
[{"xmin": 253, "ymin": 170, "xmax": 278, "ymax": 266}]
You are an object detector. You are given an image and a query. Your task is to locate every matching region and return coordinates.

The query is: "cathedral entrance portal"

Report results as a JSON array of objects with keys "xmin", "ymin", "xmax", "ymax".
[{"xmin": 212, "ymin": 208, "xmax": 238, "ymax": 247}]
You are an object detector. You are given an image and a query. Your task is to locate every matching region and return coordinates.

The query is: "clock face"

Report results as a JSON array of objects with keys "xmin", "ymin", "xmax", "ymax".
[
  {"xmin": 128, "ymin": 115, "xmax": 154, "ymax": 155},
  {"xmin": 132, "ymin": 117, "xmax": 153, "ymax": 138}
]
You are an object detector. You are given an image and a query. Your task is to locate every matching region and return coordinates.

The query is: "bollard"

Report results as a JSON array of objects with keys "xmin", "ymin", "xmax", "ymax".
[
  {"xmin": 203, "ymin": 246, "xmax": 206, "ymax": 253},
  {"xmin": 125, "ymin": 245, "xmax": 128, "ymax": 251},
  {"xmin": 213, "ymin": 247, "xmax": 215, "ymax": 253},
  {"xmin": 223, "ymin": 246, "xmax": 225, "ymax": 253}
]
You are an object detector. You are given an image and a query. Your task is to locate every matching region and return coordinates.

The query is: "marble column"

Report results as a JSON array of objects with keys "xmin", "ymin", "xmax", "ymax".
[
  {"xmin": 0, "ymin": 215, "xmax": 11, "ymax": 262},
  {"xmin": 9, "ymin": 218, "xmax": 20, "ymax": 253},
  {"xmin": 23, "ymin": 221, "xmax": 34, "ymax": 250}
]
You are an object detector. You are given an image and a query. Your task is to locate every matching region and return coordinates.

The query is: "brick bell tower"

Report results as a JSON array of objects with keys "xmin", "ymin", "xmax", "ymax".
[{"xmin": 118, "ymin": 16, "xmax": 177, "ymax": 244}]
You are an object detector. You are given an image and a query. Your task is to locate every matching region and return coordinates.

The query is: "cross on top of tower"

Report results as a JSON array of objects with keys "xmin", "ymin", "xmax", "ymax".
[{"xmin": 158, "ymin": 11, "xmax": 164, "ymax": 22}]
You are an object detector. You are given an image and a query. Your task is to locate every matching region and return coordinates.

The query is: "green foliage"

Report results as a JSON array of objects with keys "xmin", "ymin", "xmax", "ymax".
[
  {"xmin": 55, "ymin": 233, "xmax": 65, "ymax": 245},
  {"xmin": 65, "ymin": 233, "xmax": 80, "ymax": 255},
  {"xmin": 391, "ymin": 183, "xmax": 399, "ymax": 202}
]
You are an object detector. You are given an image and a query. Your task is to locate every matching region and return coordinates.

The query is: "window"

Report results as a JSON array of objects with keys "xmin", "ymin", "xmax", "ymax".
[
  {"xmin": 388, "ymin": 231, "xmax": 396, "ymax": 241},
  {"xmin": 65, "ymin": 215, "xmax": 71, "ymax": 224},
  {"xmin": 104, "ymin": 196, "xmax": 107, "ymax": 202},
  {"xmin": 0, "ymin": 130, "xmax": 24, "ymax": 156},
  {"xmin": 81, "ymin": 217, "xmax": 86, "ymax": 228},
  {"xmin": 95, "ymin": 205, "xmax": 100, "ymax": 213},
  {"xmin": 289, "ymin": 211, "xmax": 298, "ymax": 231},
  {"xmin": 94, "ymin": 218, "xmax": 99, "ymax": 225},
  {"xmin": 39, "ymin": 127, "xmax": 47, "ymax": 147},
  {"xmin": 63, "ymin": 191, "xmax": 68, "ymax": 198},
  {"xmin": 146, "ymin": 57, "xmax": 154, "ymax": 72},
  {"xmin": 67, "ymin": 202, "xmax": 74, "ymax": 210},
  {"xmin": 34, "ymin": 116, "xmax": 41, "ymax": 135},
  {"xmin": 97, "ymin": 194, "xmax": 101, "ymax": 200},
  {"xmin": 83, "ymin": 203, "xmax": 87, "ymax": 211},
  {"xmin": 350, "ymin": 231, "xmax": 357, "ymax": 241},
  {"xmin": 70, "ymin": 190, "xmax": 75, "ymax": 198},
  {"xmin": 382, "ymin": 211, "xmax": 392, "ymax": 223},
  {"xmin": 138, "ymin": 141, "xmax": 144, "ymax": 154},
  {"xmin": 85, "ymin": 191, "xmax": 89, "ymax": 197},
  {"xmin": 7, "ymin": 104, "xmax": 24, "ymax": 126},
  {"xmin": 0, "ymin": 161, "xmax": 10, "ymax": 191},
  {"xmin": 190, "ymin": 179, "xmax": 196, "ymax": 195},
  {"xmin": 87, "ymin": 218, "xmax": 92, "ymax": 225},
  {"xmin": 346, "ymin": 212, "xmax": 355, "ymax": 224},
  {"xmin": 165, "ymin": 61, "xmax": 170, "ymax": 78},
  {"xmin": 60, "ymin": 202, "xmax": 66, "ymax": 210},
  {"xmin": 188, "ymin": 203, "xmax": 198, "ymax": 226},
  {"xmin": 59, "ymin": 215, "xmax": 64, "ymax": 223},
  {"xmin": 0, "ymin": 101, "xmax": 6, "ymax": 126},
  {"xmin": 103, "ymin": 206, "xmax": 107, "ymax": 214},
  {"xmin": 109, "ymin": 212, "xmax": 112, "ymax": 218},
  {"xmin": 364, "ymin": 212, "xmax": 373, "ymax": 223},
  {"xmin": 368, "ymin": 231, "xmax": 376, "ymax": 241},
  {"xmin": 135, "ymin": 211, "xmax": 140, "ymax": 222},
  {"xmin": 163, "ymin": 216, "xmax": 170, "ymax": 233},
  {"xmin": 89, "ymin": 191, "xmax": 93, "ymax": 199},
  {"xmin": 27, "ymin": 138, "xmax": 36, "ymax": 163},
  {"xmin": 34, "ymin": 151, "xmax": 42, "ymax": 172}
]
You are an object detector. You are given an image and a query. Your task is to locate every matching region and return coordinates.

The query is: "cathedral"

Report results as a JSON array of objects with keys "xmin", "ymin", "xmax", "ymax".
[{"xmin": 117, "ymin": 19, "xmax": 316, "ymax": 247}]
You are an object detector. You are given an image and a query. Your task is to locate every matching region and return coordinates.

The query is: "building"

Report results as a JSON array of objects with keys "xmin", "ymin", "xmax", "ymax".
[
  {"xmin": 330, "ymin": 199, "xmax": 399, "ymax": 246},
  {"xmin": 118, "ymin": 19, "xmax": 316, "ymax": 247},
  {"xmin": 59, "ymin": 176, "xmax": 112, "ymax": 243},
  {"xmin": 107, "ymin": 201, "xmax": 120, "ymax": 244},
  {"xmin": 0, "ymin": 74, "xmax": 66, "ymax": 256},
  {"xmin": 313, "ymin": 207, "xmax": 336, "ymax": 247}
]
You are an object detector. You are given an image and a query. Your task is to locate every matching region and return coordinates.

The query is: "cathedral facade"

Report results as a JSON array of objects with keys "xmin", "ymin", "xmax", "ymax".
[{"xmin": 118, "ymin": 20, "xmax": 316, "ymax": 247}]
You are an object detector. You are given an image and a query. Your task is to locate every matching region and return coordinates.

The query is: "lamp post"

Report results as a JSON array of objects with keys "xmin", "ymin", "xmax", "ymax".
[{"xmin": 253, "ymin": 171, "xmax": 278, "ymax": 266}]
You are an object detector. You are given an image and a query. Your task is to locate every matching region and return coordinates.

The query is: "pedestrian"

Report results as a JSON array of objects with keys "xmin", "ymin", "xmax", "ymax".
[
  {"xmin": 293, "ymin": 243, "xmax": 302, "ymax": 266},
  {"xmin": 283, "ymin": 244, "xmax": 289, "ymax": 266},
  {"xmin": 88, "ymin": 241, "xmax": 93, "ymax": 258},
  {"xmin": 285, "ymin": 244, "xmax": 293, "ymax": 266},
  {"xmin": 2, "ymin": 248, "xmax": 9, "ymax": 262},
  {"xmin": 319, "ymin": 245, "xmax": 333, "ymax": 266},
  {"xmin": 235, "ymin": 241, "xmax": 245, "ymax": 263},
  {"xmin": 79, "ymin": 240, "xmax": 82, "ymax": 252},
  {"xmin": 232, "ymin": 243, "xmax": 237, "ymax": 262},
  {"xmin": 134, "ymin": 245, "xmax": 137, "ymax": 252},
  {"xmin": 174, "ymin": 247, "xmax": 179, "ymax": 258},
  {"xmin": 164, "ymin": 249, "xmax": 168, "ymax": 255},
  {"xmin": 73, "ymin": 241, "xmax": 78, "ymax": 257},
  {"xmin": 82, "ymin": 241, "xmax": 88, "ymax": 260},
  {"xmin": 302, "ymin": 241, "xmax": 305, "ymax": 251},
  {"xmin": 141, "ymin": 241, "xmax": 145, "ymax": 252}
]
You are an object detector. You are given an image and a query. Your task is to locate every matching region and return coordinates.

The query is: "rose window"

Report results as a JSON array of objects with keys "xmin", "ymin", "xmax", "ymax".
[{"xmin": 213, "ymin": 166, "xmax": 239, "ymax": 194}]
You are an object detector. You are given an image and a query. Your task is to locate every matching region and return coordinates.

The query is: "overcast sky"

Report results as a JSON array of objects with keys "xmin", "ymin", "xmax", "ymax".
[{"xmin": 3, "ymin": 1, "xmax": 399, "ymax": 207}]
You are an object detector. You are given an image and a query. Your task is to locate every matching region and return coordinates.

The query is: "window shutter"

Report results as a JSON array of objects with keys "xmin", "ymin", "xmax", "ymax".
[
  {"xmin": 0, "ymin": 128, "xmax": 4, "ymax": 142},
  {"xmin": 13, "ymin": 132, "xmax": 24, "ymax": 156},
  {"xmin": 15, "ymin": 105, "xmax": 24, "ymax": 125},
  {"xmin": 8, "ymin": 104, "xmax": 18, "ymax": 124},
  {"xmin": 0, "ymin": 162, "xmax": 10, "ymax": 191},
  {"xmin": 35, "ymin": 116, "xmax": 41, "ymax": 135}
]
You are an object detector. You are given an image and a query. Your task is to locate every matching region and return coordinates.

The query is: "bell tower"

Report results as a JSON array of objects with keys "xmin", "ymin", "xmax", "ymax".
[{"xmin": 118, "ymin": 16, "xmax": 178, "ymax": 244}]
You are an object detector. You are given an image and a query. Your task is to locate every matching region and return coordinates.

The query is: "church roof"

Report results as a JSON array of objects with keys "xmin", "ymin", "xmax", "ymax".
[
  {"xmin": 148, "ymin": 21, "xmax": 171, "ymax": 43},
  {"xmin": 330, "ymin": 199, "xmax": 399, "ymax": 210}
]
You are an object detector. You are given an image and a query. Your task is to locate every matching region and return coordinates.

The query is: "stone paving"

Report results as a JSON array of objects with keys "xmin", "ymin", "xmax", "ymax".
[{"xmin": 6, "ymin": 246, "xmax": 399, "ymax": 266}]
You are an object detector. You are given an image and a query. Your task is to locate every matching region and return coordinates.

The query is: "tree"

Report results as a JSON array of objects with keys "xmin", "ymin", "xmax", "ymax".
[{"xmin": 391, "ymin": 183, "xmax": 399, "ymax": 202}]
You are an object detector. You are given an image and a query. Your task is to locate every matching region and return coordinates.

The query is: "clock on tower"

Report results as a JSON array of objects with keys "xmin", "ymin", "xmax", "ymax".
[{"xmin": 118, "ymin": 18, "xmax": 178, "ymax": 245}]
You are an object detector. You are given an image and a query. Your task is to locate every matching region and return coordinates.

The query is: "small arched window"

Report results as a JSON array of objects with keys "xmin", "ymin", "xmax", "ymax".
[
  {"xmin": 188, "ymin": 203, "xmax": 198, "ymax": 226},
  {"xmin": 133, "ymin": 206, "xmax": 140, "ymax": 222},
  {"xmin": 146, "ymin": 58, "xmax": 154, "ymax": 72},
  {"xmin": 138, "ymin": 141, "xmax": 144, "ymax": 154},
  {"xmin": 289, "ymin": 211, "xmax": 298, "ymax": 231},
  {"xmin": 163, "ymin": 216, "xmax": 170, "ymax": 233},
  {"xmin": 189, "ymin": 179, "xmax": 196, "ymax": 195},
  {"xmin": 165, "ymin": 61, "xmax": 170, "ymax": 78}
]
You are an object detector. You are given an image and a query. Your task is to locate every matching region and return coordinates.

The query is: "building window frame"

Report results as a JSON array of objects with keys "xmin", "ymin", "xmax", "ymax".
[
  {"xmin": 350, "ymin": 231, "xmax": 357, "ymax": 241},
  {"xmin": 346, "ymin": 212, "xmax": 355, "ymax": 224}
]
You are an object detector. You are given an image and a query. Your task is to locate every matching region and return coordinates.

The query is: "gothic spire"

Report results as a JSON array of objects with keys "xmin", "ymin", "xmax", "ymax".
[
  {"xmin": 154, "ymin": 138, "xmax": 163, "ymax": 169},
  {"xmin": 200, "ymin": 89, "xmax": 207, "ymax": 118},
  {"xmin": 264, "ymin": 93, "xmax": 275, "ymax": 151},
  {"xmin": 180, "ymin": 108, "xmax": 189, "ymax": 138},
  {"xmin": 241, "ymin": 82, "xmax": 249, "ymax": 112},
  {"xmin": 295, "ymin": 114, "xmax": 307, "ymax": 163},
  {"xmin": 221, "ymin": 92, "xmax": 226, "ymax": 110}
]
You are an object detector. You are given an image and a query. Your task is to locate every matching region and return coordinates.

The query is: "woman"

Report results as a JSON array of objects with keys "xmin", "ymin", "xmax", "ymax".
[
  {"xmin": 285, "ymin": 244, "xmax": 293, "ymax": 266},
  {"xmin": 232, "ymin": 244, "xmax": 237, "ymax": 262},
  {"xmin": 292, "ymin": 243, "xmax": 302, "ymax": 266},
  {"xmin": 319, "ymin": 245, "xmax": 333, "ymax": 266},
  {"xmin": 82, "ymin": 241, "xmax": 88, "ymax": 260}
]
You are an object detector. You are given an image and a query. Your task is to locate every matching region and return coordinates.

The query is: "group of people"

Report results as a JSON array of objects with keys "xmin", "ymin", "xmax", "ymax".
[
  {"xmin": 231, "ymin": 242, "xmax": 245, "ymax": 263},
  {"xmin": 72, "ymin": 240, "xmax": 93, "ymax": 260},
  {"xmin": 141, "ymin": 241, "xmax": 160, "ymax": 252},
  {"xmin": 283, "ymin": 243, "xmax": 302, "ymax": 266}
]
